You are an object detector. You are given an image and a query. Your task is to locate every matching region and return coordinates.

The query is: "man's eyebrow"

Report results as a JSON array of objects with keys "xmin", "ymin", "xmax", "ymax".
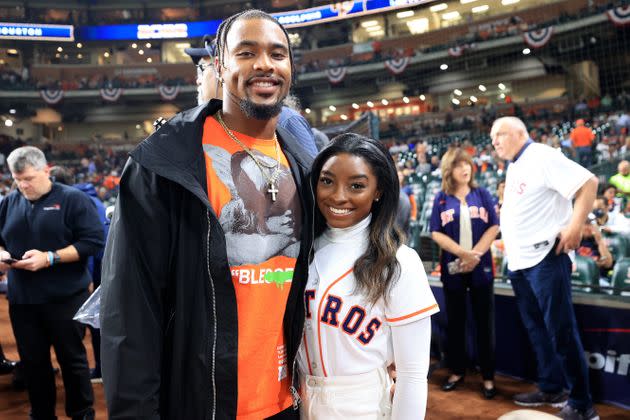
[{"xmin": 233, "ymin": 40, "xmax": 288, "ymax": 51}]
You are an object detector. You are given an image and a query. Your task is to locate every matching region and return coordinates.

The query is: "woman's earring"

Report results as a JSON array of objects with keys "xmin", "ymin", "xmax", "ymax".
[{"xmin": 375, "ymin": 197, "xmax": 380, "ymax": 202}]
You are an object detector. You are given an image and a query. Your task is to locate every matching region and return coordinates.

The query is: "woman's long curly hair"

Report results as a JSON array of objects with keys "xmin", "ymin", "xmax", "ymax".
[{"xmin": 311, "ymin": 133, "xmax": 403, "ymax": 305}]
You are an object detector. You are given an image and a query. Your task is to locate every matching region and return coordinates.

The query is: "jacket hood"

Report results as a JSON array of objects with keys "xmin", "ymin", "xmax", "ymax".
[
  {"xmin": 129, "ymin": 99, "xmax": 313, "ymax": 209},
  {"xmin": 74, "ymin": 182, "xmax": 98, "ymax": 198}
]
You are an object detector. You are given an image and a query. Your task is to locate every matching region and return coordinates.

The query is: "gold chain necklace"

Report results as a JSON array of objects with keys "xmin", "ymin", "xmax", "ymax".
[{"xmin": 215, "ymin": 111, "xmax": 281, "ymax": 201}]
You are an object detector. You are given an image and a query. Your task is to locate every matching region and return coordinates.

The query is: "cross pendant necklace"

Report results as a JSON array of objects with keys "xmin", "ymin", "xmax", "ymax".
[
  {"xmin": 215, "ymin": 111, "xmax": 281, "ymax": 202},
  {"xmin": 267, "ymin": 183, "xmax": 279, "ymax": 201}
]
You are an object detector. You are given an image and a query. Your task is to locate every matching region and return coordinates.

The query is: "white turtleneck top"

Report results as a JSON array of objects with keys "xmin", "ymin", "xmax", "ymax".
[{"xmin": 297, "ymin": 214, "xmax": 439, "ymax": 419}]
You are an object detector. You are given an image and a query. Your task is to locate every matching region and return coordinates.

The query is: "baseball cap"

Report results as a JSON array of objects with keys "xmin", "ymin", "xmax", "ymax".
[{"xmin": 184, "ymin": 34, "xmax": 216, "ymax": 64}]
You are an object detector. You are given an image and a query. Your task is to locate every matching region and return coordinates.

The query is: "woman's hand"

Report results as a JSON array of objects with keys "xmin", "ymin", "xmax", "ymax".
[{"xmin": 459, "ymin": 250, "xmax": 482, "ymax": 272}]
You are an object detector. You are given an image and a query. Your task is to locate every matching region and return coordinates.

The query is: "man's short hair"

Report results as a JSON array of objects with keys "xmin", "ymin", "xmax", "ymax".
[{"xmin": 7, "ymin": 146, "xmax": 47, "ymax": 173}]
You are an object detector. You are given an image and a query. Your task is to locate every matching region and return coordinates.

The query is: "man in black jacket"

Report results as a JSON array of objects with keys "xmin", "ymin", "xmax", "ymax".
[
  {"xmin": 0, "ymin": 146, "xmax": 103, "ymax": 420},
  {"xmin": 101, "ymin": 10, "xmax": 313, "ymax": 420}
]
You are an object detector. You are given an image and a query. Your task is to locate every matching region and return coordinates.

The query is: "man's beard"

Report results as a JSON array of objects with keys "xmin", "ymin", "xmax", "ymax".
[{"xmin": 239, "ymin": 97, "xmax": 285, "ymax": 120}]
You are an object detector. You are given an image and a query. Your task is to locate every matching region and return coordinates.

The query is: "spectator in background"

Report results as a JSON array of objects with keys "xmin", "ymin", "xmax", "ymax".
[
  {"xmin": 396, "ymin": 170, "xmax": 413, "ymax": 239},
  {"xmin": 0, "ymin": 146, "xmax": 103, "ymax": 420},
  {"xmin": 578, "ymin": 212, "xmax": 614, "ymax": 285},
  {"xmin": 430, "ymin": 147, "xmax": 499, "ymax": 399},
  {"xmin": 602, "ymin": 184, "xmax": 622, "ymax": 214},
  {"xmin": 609, "ymin": 160, "xmax": 630, "ymax": 196},
  {"xmin": 570, "ymin": 119, "xmax": 595, "ymax": 167},
  {"xmin": 592, "ymin": 196, "xmax": 630, "ymax": 235}
]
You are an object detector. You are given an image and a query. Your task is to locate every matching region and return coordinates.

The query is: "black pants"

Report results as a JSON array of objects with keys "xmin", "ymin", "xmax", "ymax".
[
  {"xmin": 265, "ymin": 406, "xmax": 299, "ymax": 419},
  {"xmin": 9, "ymin": 291, "xmax": 94, "ymax": 420},
  {"xmin": 444, "ymin": 278, "xmax": 496, "ymax": 380}
]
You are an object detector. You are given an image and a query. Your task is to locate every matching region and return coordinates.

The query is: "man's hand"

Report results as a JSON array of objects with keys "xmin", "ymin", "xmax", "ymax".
[
  {"xmin": 0, "ymin": 250, "xmax": 14, "ymax": 272},
  {"xmin": 12, "ymin": 250, "xmax": 50, "ymax": 272},
  {"xmin": 556, "ymin": 225, "xmax": 582, "ymax": 255}
]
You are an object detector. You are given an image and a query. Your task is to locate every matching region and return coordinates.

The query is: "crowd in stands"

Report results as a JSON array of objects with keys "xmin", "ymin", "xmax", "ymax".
[
  {"xmin": 294, "ymin": 2, "xmax": 610, "ymax": 74},
  {"xmin": 0, "ymin": 66, "xmax": 192, "ymax": 91}
]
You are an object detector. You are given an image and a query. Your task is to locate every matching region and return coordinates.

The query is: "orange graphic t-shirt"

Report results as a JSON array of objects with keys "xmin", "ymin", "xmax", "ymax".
[{"xmin": 202, "ymin": 116, "xmax": 301, "ymax": 419}]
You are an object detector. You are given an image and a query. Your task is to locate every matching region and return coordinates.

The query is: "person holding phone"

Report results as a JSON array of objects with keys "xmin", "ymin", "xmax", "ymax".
[
  {"xmin": 429, "ymin": 147, "xmax": 499, "ymax": 399},
  {"xmin": 0, "ymin": 146, "xmax": 104, "ymax": 420}
]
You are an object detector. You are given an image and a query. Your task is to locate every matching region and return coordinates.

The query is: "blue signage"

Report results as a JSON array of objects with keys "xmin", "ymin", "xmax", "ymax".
[
  {"xmin": 78, "ymin": 20, "xmax": 221, "ymax": 41},
  {"xmin": 274, "ymin": 0, "xmax": 434, "ymax": 28},
  {"xmin": 0, "ymin": 22, "xmax": 74, "ymax": 41},
  {"xmin": 78, "ymin": 0, "xmax": 433, "ymax": 40}
]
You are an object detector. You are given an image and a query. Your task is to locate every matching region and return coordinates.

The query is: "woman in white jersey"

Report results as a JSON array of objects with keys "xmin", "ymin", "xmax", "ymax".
[{"xmin": 298, "ymin": 133, "xmax": 439, "ymax": 419}]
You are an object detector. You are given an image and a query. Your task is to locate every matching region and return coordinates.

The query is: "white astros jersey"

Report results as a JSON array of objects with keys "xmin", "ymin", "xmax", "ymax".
[{"xmin": 298, "ymin": 217, "xmax": 439, "ymax": 377}]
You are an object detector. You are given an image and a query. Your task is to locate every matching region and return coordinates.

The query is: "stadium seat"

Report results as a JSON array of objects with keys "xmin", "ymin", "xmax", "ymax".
[
  {"xmin": 603, "ymin": 233, "xmax": 629, "ymax": 261},
  {"xmin": 572, "ymin": 256, "xmax": 599, "ymax": 292},
  {"xmin": 610, "ymin": 258, "xmax": 630, "ymax": 296}
]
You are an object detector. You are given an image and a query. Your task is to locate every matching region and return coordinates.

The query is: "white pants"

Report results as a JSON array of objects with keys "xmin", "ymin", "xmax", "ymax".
[{"xmin": 300, "ymin": 367, "xmax": 392, "ymax": 420}]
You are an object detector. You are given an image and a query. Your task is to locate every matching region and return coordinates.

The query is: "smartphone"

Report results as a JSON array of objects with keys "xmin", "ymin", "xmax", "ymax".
[{"xmin": 1, "ymin": 258, "xmax": 18, "ymax": 264}]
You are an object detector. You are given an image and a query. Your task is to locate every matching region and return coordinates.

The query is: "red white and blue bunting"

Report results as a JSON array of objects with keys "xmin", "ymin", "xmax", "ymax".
[
  {"xmin": 523, "ymin": 26, "xmax": 554, "ymax": 49},
  {"xmin": 325, "ymin": 67, "xmax": 347, "ymax": 84},
  {"xmin": 157, "ymin": 84, "xmax": 180, "ymax": 101},
  {"xmin": 100, "ymin": 87, "xmax": 123, "ymax": 102},
  {"xmin": 606, "ymin": 6, "xmax": 630, "ymax": 26},
  {"xmin": 40, "ymin": 88, "xmax": 64, "ymax": 105},
  {"xmin": 384, "ymin": 56, "xmax": 410, "ymax": 75}
]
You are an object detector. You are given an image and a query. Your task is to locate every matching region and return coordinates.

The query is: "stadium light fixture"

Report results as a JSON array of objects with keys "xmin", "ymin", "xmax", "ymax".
[
  {"xmin": 403, "ymin": 96, "xmax": 410, "ymax": 104},
  {"xmin": 430, "ymin": 3, "xmax": 448, "ymax": 12},
  {"xmin": 367, "ymin": 101, "xmax": 374, "ymax": 108},
  {"xmin": 498, "ymin": 83, "xmax": 506, "ymax": 90},
  {"xmin": 329, "ymin": 105, "xmax": 336, "ymax": 112},
  {"xmin": 440, "ymin": 63, "xmax": 448, "ymax": 70},
  {"xmin": 5, "ymin": 119, "xmax": 13, "ymax": 127},
  {"xmin": 55, "ymin": 53, "xmax": 60, "ymax": 58},
  {"xmin": 522, "ymin": 48, "xmax": 531, "ymax": 55},
  {"xmin": 452, "ymin": 98, "xmax": 460, "ymax": 105},
  {"xmin": 366, "ymin": 25, "xmax": 383, "ymax": 32},
  {"xmin": 381, "ymin": 99, "xmax": 389, "ymax": 105},
  {"xmin": 77, "ymin": 53, "xmax": 83, "ymax": 59},
  {"xmin": 305, "ymin": 108, "xmax": 311, "ymax": 114},
  {"xmin": 57, "ymin": 46, "xmax": 63, "ymax": 52},
  {"xmin": 104, "ymin": 52, "xmax": 110, "ymax": 58},
  {"xmin": 470, "ymin": 96, "xmax": 478, "ymax": 102},
  {"xmin": 500, "ymin": 93, "xmax": 506, "ymax": 99},
  {"xmin": 138, "ymin": 49, "xmax": 144, "ymax": 55},
  {"xmin": 131, "ymin": 43, "xmax": 138, "ymax": 49},
  {"xmin": 341, "ymin": 114, "xmax": 348, "ymax": 121},
  {"xmin": 407, "ymin": 18, "xmax": 429, "ymax": 34},
  {"xmin": 368, "ymin": 30, "xmax": 385, "ymax": 37},
  {"xmin": 146, "ymin": 42, "xmax": 151, "ymax": 48},
  {"xmin": 76, "ymin": 43, "xmax": 82, "ymax": 48},
  {"xmin": 147, "ymin": 57, "xmax": 152, "ymax": 63},
  {"xmin": 454, "ymin": 89, "xmax": 462, "ymax": 96},
  {"xmin": 419, "ymin": 94, "xmax": 426, "ymax": 101},
  {"xmin": 442, "ymin": 11, "xmax": 460, "ymax": 20},
  {"xmin": 396, "ymin": 11, "xmax": 415, "ymax": 19},
  {"xmin": 461, "ymin": 0, "xmax": 478, "ymax": 3},
  {"xmin": 478, "ymin": 84, "xmax": 487, "ymax": 92},
  {"xmin": 352, "ymin": 103, "xmax": 360, "ymax": 109},
  {"xmin": 9, "ymin": 109, "xmax": 16, "ymax": 114},
  {"xmin": 472, "ymin": 5, "xmax": 489, "ymax": 13},
  {"xmin": 136, "ymin": 124, "xmax": 141, "ymax": 129},
  {"xmin": 501, "ymin": 0, "xmax": 519, "ymax": 4},
  {"xmin": 361, "ymin": 20, "xmax": 379, "ymax": 28}
]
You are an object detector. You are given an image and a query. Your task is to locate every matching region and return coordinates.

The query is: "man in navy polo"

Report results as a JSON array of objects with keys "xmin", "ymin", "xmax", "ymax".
[
  {"xmin": 491, "ymin": 117, "xmax": 599, "ymax": 420},
  {"xmin": 0, "ymin": 146, "xmax": 103, "ymax": 420}
]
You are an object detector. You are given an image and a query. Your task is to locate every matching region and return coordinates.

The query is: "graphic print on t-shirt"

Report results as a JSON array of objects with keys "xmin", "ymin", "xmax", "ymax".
[{"xmin": 202, "ymin": 142, "xmax": 301, "ymax": 266}]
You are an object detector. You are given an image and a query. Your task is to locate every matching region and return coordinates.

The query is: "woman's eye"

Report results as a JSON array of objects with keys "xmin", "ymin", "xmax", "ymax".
[
  {"xmin": 319, "ymin": 177, "xmax": 332, "ymax": 185},
  {"xmin": 351, "ymin": 183, "xmax": 366, "ymax": 190}
]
